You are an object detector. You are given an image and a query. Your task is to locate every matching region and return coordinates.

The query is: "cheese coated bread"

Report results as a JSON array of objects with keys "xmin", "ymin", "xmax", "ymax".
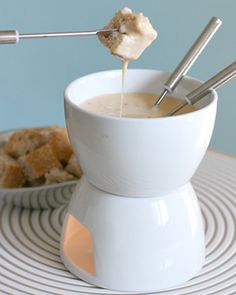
[{"xmin": 99, "ymin": 7, "xmax": 157, "ymax": 60}]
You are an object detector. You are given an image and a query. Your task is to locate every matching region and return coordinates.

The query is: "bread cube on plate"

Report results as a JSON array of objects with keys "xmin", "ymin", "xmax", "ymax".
[
  {"xmin": 0, "ymin": 153, "xmax": 25, "ymax": 188},
  {"xmin": 4, "ymin": 129, "xmax": 46, "ymax": 158},
  {"xmin": 20, "ymin": 144, "xmax": 61, "ymax": 180}
]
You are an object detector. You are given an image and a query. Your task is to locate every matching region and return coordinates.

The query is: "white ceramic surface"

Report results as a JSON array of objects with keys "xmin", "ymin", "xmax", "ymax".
[
  {"xmin": 0, "ymin": 151, "xmax": 235, "ymax": 295},
  {"xmin": 61, "ymin": 177, "xmax": 204, "ymax": 292},
  {"xmin": 62, "ymin": 70, "xmax": 218, "ymax": 292},
  {"xmin": 64, "ymin": 69, "xmax": 217, "ymax": 197}
]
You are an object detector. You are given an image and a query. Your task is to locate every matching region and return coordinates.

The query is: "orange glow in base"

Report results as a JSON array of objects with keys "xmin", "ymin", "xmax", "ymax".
[{"xmin": 62, "ymin": 214, "xmax": 96, "ymax": 276}]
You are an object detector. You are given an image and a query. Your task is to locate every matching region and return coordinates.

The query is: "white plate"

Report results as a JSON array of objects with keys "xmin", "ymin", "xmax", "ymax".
[
  {"xmin": 0, "ymin": 150, "xmax": 235, "ymax": 294},
  {"xmin": 0, "ymin": 130, "xmax": 77, "ymax": 209}
]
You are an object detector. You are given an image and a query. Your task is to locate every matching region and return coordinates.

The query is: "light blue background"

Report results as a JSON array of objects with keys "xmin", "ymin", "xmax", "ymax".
[{"xmin": 0, "ymin": 0, "xmax": 235, "ymax": 154}]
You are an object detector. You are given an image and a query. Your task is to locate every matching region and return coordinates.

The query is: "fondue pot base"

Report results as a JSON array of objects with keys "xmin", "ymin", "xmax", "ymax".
[{"xmin": 60, "ymin": 177, "xmax": 205, "ymax": 292}]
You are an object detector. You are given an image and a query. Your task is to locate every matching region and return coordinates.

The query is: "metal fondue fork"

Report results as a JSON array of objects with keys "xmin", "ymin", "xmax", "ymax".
[
  {"xmin": 154, "ymin": 17, "xmax": 222, "ymax": 107},
  {"xmin": 0, "ymin": 28, "xmax": 117, "ymax": 44},
  {"xmin": 165, "ymin": 61, "xmax": 236, "ymax": 116}
]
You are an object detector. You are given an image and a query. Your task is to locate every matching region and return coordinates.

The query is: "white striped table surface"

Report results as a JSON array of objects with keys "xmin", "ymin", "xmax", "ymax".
[{"xmin": 0, "ymin": 151, "xmax": 235, "ymax": 295}]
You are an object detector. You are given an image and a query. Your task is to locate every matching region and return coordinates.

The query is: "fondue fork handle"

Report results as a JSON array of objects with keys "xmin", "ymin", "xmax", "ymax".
[
  {"xmin": 154, "ymin": 17, "xmax": 222, "ymax": 107},
  {"xmin": 166, "ymin": 61, "xmax": 236, "ymax": 116},
  {"xmin": 0, "ymin": 28, "xmax": 117, "ymax": 44}
]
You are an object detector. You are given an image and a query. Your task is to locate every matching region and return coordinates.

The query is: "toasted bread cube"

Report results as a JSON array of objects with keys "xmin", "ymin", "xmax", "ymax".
[
  {"xmin": 26, "ymin": 177, "xmax": 46, "ymax": 187},
  {"xmin": 65, "ymin": 154, "xmax": 82, "ymax": 178},
  {"xmin": 0, "ymin": 153, "xmax": 25, "ymax": 188},
  {"xmin": 49, "ymin": 129, "xmax": 73, "ymax": 164},
  {"xmin": 22, "ymin": 144, "xmax": 61, "ymax": 180},
  {"xmin": 45, "ymin": 167, "xmax": 76, "ymax": 185},
  {"xmin": 35, "ymin": 126, "xmax": 61, "ymax": 142},
  {"xmin": 4, "ymin": 129, "xmax": 46, "ymax": 158}
]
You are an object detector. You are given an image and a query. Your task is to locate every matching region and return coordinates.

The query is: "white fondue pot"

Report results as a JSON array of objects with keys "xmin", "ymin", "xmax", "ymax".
[{"xmin": 61, "ymin": 69, "xmax": 217, "ymax": 292}]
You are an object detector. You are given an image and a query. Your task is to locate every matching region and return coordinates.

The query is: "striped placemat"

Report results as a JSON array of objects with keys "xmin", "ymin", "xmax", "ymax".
[{"xmin": 0, "ymin": 151, "xmax": 235, "ymax": 295}]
